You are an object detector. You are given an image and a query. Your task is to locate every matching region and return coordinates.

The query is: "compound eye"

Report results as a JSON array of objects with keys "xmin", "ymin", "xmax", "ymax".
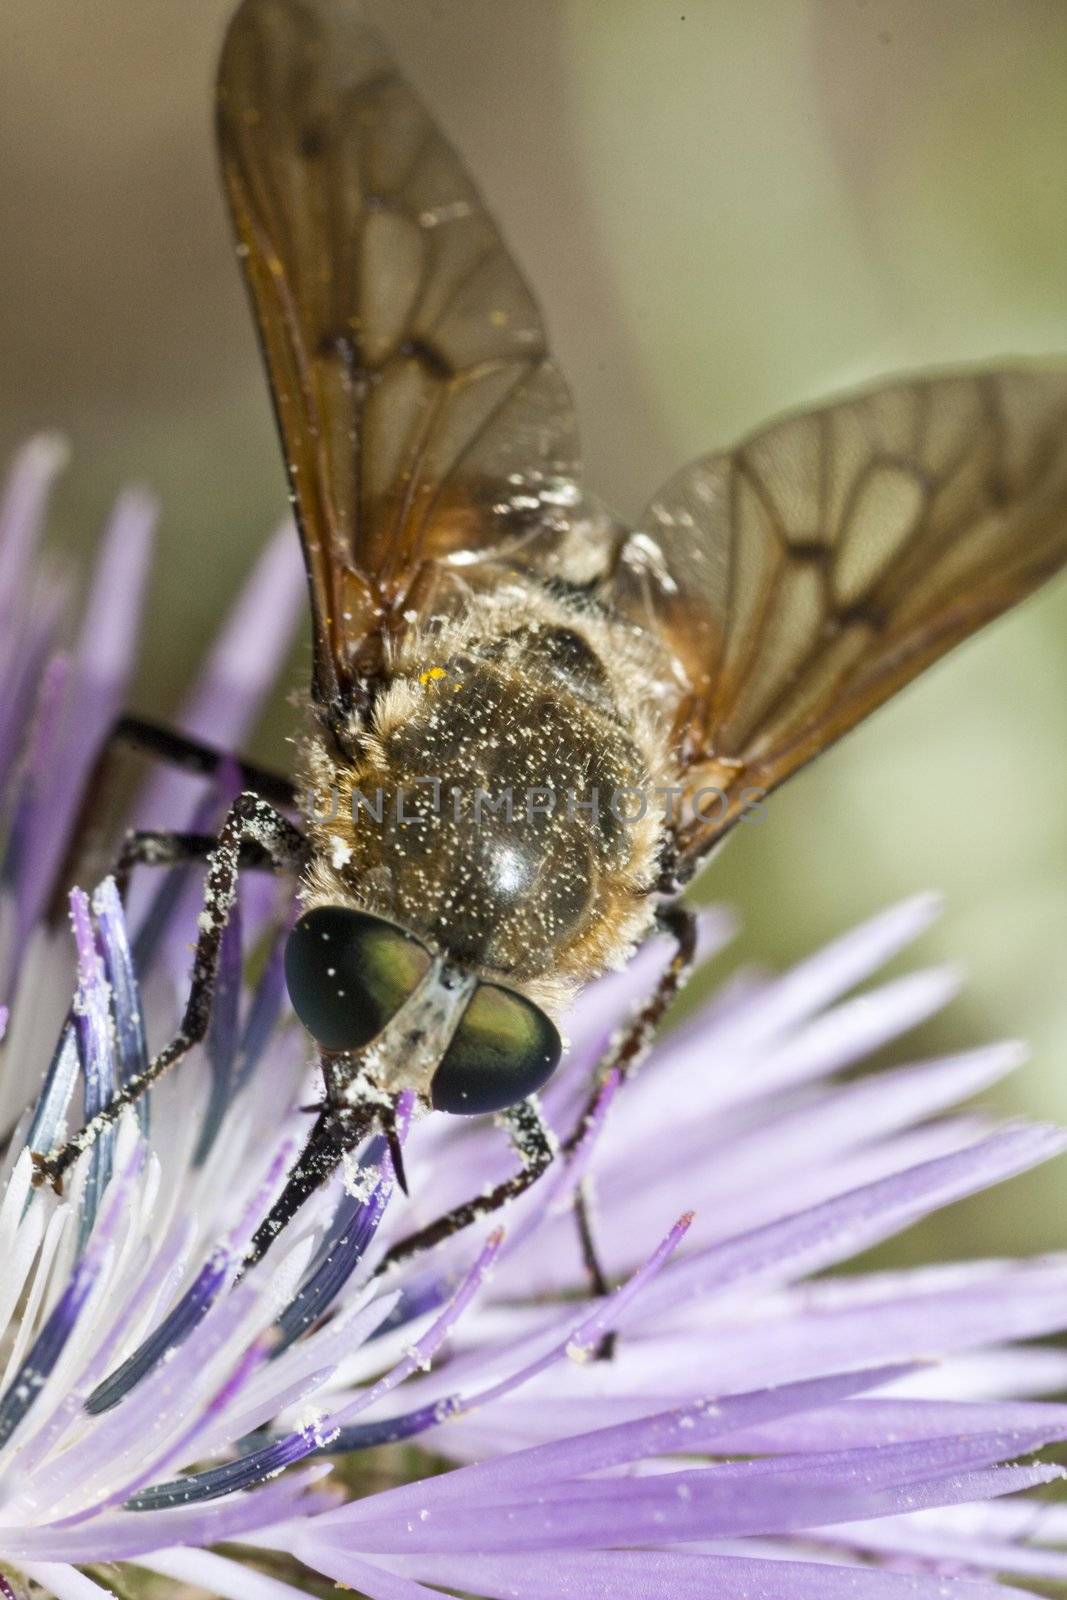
[
  {"xmin": 431, "ymin": 983, "xmax": 562, "ymax": 1115},
  {"xmin": 285, "ymin": 906, "xmax": 431, "ymax": 1052}
]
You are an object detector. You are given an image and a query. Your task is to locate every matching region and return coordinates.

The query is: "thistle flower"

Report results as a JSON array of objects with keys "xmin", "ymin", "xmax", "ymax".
[{"xmin": 3, "ymin": 437, "xmax": 1067, "ymax": 1600}]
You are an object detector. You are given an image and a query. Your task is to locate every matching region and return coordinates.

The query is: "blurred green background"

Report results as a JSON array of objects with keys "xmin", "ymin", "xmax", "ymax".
[{"xmin": 2, "ymin": 0, "xmax": 1065, "ymax": 1261}]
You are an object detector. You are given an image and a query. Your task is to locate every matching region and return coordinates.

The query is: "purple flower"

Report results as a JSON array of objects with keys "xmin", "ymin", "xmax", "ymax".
[{"xmin": 2, "ymin": 435, "xmax": 1067, "ymax": 1599}]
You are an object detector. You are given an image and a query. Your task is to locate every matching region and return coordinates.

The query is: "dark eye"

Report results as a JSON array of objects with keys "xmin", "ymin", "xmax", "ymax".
[
  {"xmin": 431, "ymin": 984, "xmax": 562, "ymax": 1115},
  {"xmin": 284, "ymin": 906, "xmax": 431, "ymax": 1052}
]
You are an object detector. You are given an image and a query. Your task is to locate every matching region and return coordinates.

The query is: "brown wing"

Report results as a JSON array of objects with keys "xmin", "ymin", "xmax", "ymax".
[
  {"xmin": 217, "ymin": 0, "xmax": 579, "ymax": 712},
  {"xmin": 611, "ymin": 366, "xmax": 1067, "ymax": 879}
]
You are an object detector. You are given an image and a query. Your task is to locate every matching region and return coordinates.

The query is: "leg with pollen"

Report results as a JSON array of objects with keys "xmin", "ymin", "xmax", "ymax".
[
  {"xmin": 242, "ymin": 1097, "xmax": 378, "ymax": 1271},
  {"xmin": 373, "ymin": 1098, "xmax": 556, "ymax": 1276},
  {"xmin": 111, "ymin": 827, "xmax": 283, "ymax": 895},
  {"xmin": 32, "ymin": 792, "xmax": 307, "ymax": 1192}
]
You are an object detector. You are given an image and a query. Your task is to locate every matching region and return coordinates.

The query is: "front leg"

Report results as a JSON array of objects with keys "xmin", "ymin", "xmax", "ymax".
[
  {"xmin": 373, "ymin": 1098, "xmax": 556, "ymax": 1277},
  {"xmin": 32, "ymin": 792, "xmax": 306, "ymax": 1192},
  {"xmin": 112, "ymin": 827, "xmax": 283, "ymax": 896},
  {"xmin": 241, "ymin": 1096, "xmax": 377, "ymax": 1271}
]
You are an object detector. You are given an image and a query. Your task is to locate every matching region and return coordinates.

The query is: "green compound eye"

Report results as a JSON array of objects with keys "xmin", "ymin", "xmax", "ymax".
[
  {"xmin": 431, "ymin": 982, "xmax": 562, "ymax": 1115},
  {"xmin": 285, "ymin": 906, "xmax": 431, "ymax": 1052}
]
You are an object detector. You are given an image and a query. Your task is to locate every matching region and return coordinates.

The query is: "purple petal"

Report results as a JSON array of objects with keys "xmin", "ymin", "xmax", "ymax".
[
  {"xmin": 41, "ymin": 1280, "xmax": 270, "ymax": 1514},
  {"xmin": 310, "ymin": 1458, "xmax": 1063, "ymax": 1555},
  {"xmin": 7, "ymin": 1219, "xmax": 197, "ymax": 1482},
  {"xmin": 326, "ymin": 1399, "xmax": 459, "ymax": 1456},
  {"xmin": 634, "ymin": 1122, "xmax": 1067, "ymax": 1320},
  {"xmin": 750, "ymin": 894, "xmax": 944, "ymax": 1033},
  {"xmin": 144, "ymin": 1548, "xmax": 320, "ymax": 1600},
  {"xmin": 360, "ymin": 1367, "xmax": 918, "ymax": 1522},
  {"xmin": 0, "ymin": 1142, "xmax": 143, "ymax": 1450},
  {"xmin": 272, "ymin": 1136, "xmax": 397, "ymax": 1355},
  {"xmin": 121, "ymin": 1230, "xmax": 501, "ymax": 1514},
  {"xmin": 0, "ymin": 1250, "xmax": 102, "ymax": 1451},
  {"xmin": 133, "ymin": 520, "xmax": 304, "ymax": 833},
  {"xmin": 86, "ymin": 1135, "xmax": 300, "ymax": 1412},
  {"xmin": 736, "ymin": 965, "xmax": 966, "ymax": 1102},
  {"xmin": 0, "ymin": 434, "xmax": 68, "ymax": 605},
  {"xmin": 91, "ymin": 879, "xmax": 149, "ymax": 1119},
  {"xmin": 24, "ymin": 1025, "xmax": 82, "ymax": 1160},
  {"xmin": 0, "ymin": 1466, "xmax": 329, "ymax": 1561},
  {"xmin": 468, "ymin": 1211, "xmax": 692, "ymax": 1410},
  {"xmin": 819, "ymin": 1511, "xmax": 1067, "ymax": 1581},
  {"xmin": 69, "ymin": 888, "xmax": 118, "ymax": 1241},
  {"xmin": 85, "ymin": 1250, "xmax": 233, "ymax": 1416},
  {"xmin": 290, "ymin": 1552, "xmax": 439, "ymax": 1600},
  {"xmin": 367, "ymin": 1548, "xmax": 1039, "ymax": 1600},
  {"xmin": 319, "ymin": 1228, "xmax": 505, "ymax": 1434},
  {"xmin": 75, "ymin": 489, "xmax": 156, "ymax": 695},
  {"xmin": 124, "ymin": 1415, "xmax": 330, "ymax": 1512},
  {"xmin": 661, "ymin": 1393, "xmax": 1067, "ymax": 1455},
  {"xmin": 15, "ymin": 491, "xmax": 154, "ymax": 934}
]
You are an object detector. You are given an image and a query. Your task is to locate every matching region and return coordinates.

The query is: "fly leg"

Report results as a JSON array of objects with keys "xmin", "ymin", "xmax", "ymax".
[
  {"xmin": 32, "ymin": 792, "xmax": 306, "ymax": 1192},
  {"xmin": 106, "ymin": 715, "xmax": 297, "ymax": 808},
  {"xmin": 567, "ymin": 900, "xmax": 699, "ymax": 1352},
  {"xmin": 573, "ymin": 1179, "xmax": 616, "ymax": 1359},
  {"xmin": 111, "ymin": 827, "xmax": 281, "ymax": 896},
  {"xmin": 373, "ymin": 1098, "xmax": 556, "ymax": 1277},
  {"xmin": 576, "ymin": 903, "xmax": 699, "ymax": 1112},
  {"xmin": 242, "ymin": 1095, "xmax": 378, "ymax": 1271},
  {"xmin": 241, "ymin": 1046, "xmax": 398, "ymax": 1272},
  {"xmin": 47, "ymin": 713, "xmax": 297, "ymax": 918}
]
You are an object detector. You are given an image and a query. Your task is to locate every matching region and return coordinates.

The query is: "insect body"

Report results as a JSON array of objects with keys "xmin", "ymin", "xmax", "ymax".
[
  {"xmin": 294, "ymin": 584, "xmax": 670, "ymax": 1102},
  {"xmin": 33, "ymin": 0, "xmax": 1067, "ymax": 1274}
]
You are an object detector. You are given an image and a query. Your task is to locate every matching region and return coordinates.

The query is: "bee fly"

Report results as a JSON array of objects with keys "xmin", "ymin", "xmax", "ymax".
[{"xmin": 33, "ymin": 0, "xmax": 1067, "ymax": 1277}]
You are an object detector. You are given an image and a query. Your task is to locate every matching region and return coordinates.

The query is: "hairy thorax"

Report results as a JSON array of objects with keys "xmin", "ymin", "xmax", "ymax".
[{"xmin": 300, "ymin": 590, "xmax": 673, "ymax": 1011}]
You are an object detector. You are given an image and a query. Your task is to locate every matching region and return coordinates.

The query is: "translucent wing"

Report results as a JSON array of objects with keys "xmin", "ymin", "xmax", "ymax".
[
  {"xmin": 612, "ymin": 367, "xmax": 1067, "ymax": 878},
  {"xmin": 217, "ymin": 0, "xmax": 578, "ymax": 713}
]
